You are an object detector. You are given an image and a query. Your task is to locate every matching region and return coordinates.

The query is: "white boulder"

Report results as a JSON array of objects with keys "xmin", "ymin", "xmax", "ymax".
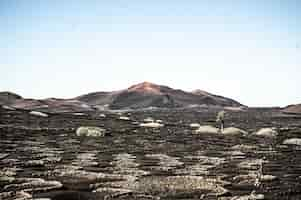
[
  {"xmin": 72, "ymin": 113, "xmax": 86, "ymax": 116},
  {"xmin": 2, "ymin": 105, "xmax": 16, "ymax": 110},
  {"xmin": 76, "ymin": 126, "xmax": 106, "ymax": 137},
  {"xmin": 99, "ymin": 114, "xmax": 106, "ymax": 118},
  {"xmin": 29, "ymin": 111, "xmax": 48, "ymax": 117},
  {"xmin": 194, "ymin": 125, "xmax": 247, "ymax": 136},
  {"xmin": 143, "ymin": 117, "xmax": 154, "ymax": 123},
  {"xmin": 190, "ymin": 123, "xmax": 201, "ymax": 128},
  {"xmin": 222, "ymin": 127, "xmax": 248, "ymax": 136},
  {"xmin": 139, "ymin": 122, "xmax": 164, "ymax": 128},
  {"xmin": 194, "ymin": 125, "xmax": 219, "ymax": 134},
  {"xmin": 260, "ymin": 175, "xmax": 277, "ymax": 182},
  {"xmin": 229, "ymin": 193, "xmax": 265, "ymax": 200},
  {"xmin": 253, "ymin": 128, "xmax": 278, "ymax": 137},
  {"xmin": 283, "ymin": 138, "xmax": 301, "ymax": 146},
  {"xmin": 119, "ymin": 116, "xmax": 130, "ymax": 121}
]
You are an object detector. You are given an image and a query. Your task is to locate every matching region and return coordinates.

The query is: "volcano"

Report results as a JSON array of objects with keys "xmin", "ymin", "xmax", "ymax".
[{"xmin": 76, "ymin": 82, "xmax": 243, "ymax": 110}]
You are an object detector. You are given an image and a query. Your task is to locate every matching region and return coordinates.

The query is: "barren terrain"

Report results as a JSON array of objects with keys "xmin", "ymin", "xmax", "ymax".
[{"xmin": 1, "ymin": 106, "xmax": 301, "ymax": 200}]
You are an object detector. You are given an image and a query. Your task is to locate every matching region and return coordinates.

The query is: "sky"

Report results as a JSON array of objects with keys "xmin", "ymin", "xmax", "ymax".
[{"xmin": 0, "ymin": 0, "xmax": 300, "ymax": 107}]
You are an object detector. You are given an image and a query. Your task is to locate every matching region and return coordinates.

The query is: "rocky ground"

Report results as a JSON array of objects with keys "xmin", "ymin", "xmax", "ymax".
[{"xmin": 1, "ymin": 106, "xmax": 301, "ymax": 200}]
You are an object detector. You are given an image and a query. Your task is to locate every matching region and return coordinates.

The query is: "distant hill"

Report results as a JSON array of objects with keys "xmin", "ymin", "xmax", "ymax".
[
  {"xmin": 0, "ymin": 92, "xmax": 22, "ymax": 105},
  {"xmin": 76, "ymin": 82, "xmax": 243, "ymax": 110},
  {"xmin": 10, "ymin": 98, "xmax": 94, "ymax": 113},
  {"xmin": 282, "ymin": 104, "xmax": 301, "ymax": 115},
  {"xmin": 1, "ymin": 82, "xmax": 244, "ymax": 112}
]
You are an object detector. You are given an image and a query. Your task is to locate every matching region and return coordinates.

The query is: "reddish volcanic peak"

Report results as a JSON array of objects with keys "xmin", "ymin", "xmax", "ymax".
[{"xmin": 127, "ymin": 82, "xmax": 162, "ymax": 94}]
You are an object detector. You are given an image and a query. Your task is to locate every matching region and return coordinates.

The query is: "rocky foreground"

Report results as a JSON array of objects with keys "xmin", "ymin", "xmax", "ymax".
[{"xmin": 1, "ymin": 106, "xmax": 301, "ymax": 200}]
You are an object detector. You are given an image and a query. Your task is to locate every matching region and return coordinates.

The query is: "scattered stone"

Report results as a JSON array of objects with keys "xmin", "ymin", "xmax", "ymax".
[
  {"xmin": 133, "ymin": 176, "xmax": 229, "ymax": 197},
  {"xmin": 0, "ymin": 191, "xmax": 32, "ymax": 200},
  {"xmin": 175, "ymin": 163, "xmax": 212, "ymax": 176},
  {"xmin": 25, "ymin": 160, "xmax": 45, "ymax": 167},
  {"xmin": 4, "ymin": 178, "xmax": 62, "ymax": 192},
  {"xmin": 233, "ymin": 174, "xmax": 277, "ymax": 186},
  {"xmin": 72, "ymin": 152, "xmax": 98, "ymax": 167},
  {"xmin": 0, "ymin": 175, "xmax": 15, "ymax": 183},
  {"xmin": 222, "ymin": 127, "xmax": 248, "ymax": 136},
  {"xmin": 224, "ymin": 106, "xmax": 245, "ymax": 112},
  {"xmin": 224, "ymin": 150, "xmax": 246, "ymax": 159},
  {"xmin": 16, "ymin": 178, "xmax": 45, "ymax": 183},
  {"xmin": 140, "ymin": 122, "xmax": 164, "ymax": 128},
  {"xmin": 223, "ymin": 193, "xmax": 264, "ymax": 200},
  {"xmin": 99, "ymin": 113, "xmax": 106, "ymax": 118},
  {"xmin": 76, "ymin": 126, "xmax": 106, "ymax": 137},
  {"xmin": 283, "ymin": 138, "xmax": 301, "ymax": 146},
  {"xmin": 0, "ymin": 153, "xmax": 9, "ymax": 160},
  {"xmin": 33, "ymin": 198, "xmax": 51, "ymax": 200},
  {"xmin": 1, "ymin": 158, "xmax": 20, "ymax": 165},
  {"xmin": 146, "ymin": 154, "xmax": 183, "ymax": 171},
  {"xmin": 176, "ymin": 155, "xmax": 225, "ymax": 176},
  {"xmin": 194, "ymin": 125, "xmax": 219, "ymax": 134},
  {"xmin": 51, "ymin": 166, "xmax": 127, "ymax": 189},
  {"xmin": 112, "ymin": 153, "xmax": 139, "ymax": 168},
  {"xmin": 190, "ymin": 123, "xmax": 201, "ymax": 128},
  {"xmin": 2, "ymin": 105, "xmax": 16, "ymax": 110},
  {"xmin": 237, "ymin": 159, "xmax": 267, "ymax": 170},
  {"xmin": 29, "ymin": 111, "xmax": 48, "ymax": 117},
  {"xmin": 260, "ymin": 175, "xmax": 277, "ymax": 182},
  {"xmin": 119, "ymin": 116, "xmax": 130, "ymax": 121},
  {"xmin": 144, "ymin": 117, "xmax": 154, "ymax": 123},
  {"xmin": 42, "ymin": 156, "xmax": 62, "ymax": 164},
  {"xmin": 279, "ymin": 127, "xmax": 292, "ymax": 132},
  {"xmin": 253, "ymin": 128, "xmax": 278, "ymax": 138},
  {"xmin": 231, "ymin": 144, "xmax": 258, "ymax": 151},
  {"xmin": 93, "ymin": 187, "xmax": 133, "ymax": 196},
  {"xmin": 111, "ymin": 153, "xmax": 149, "ymax": 177},
  {"xmin": 72, "ymin": 113, "xmax": 86, "ymax": 116},
  {"xmin": 0, "ymin": 167, "xmax": 20, "ymax": 177},
  {"xmin": 233, "ymin": 174, "xmax": 257, "ymax": 185}
]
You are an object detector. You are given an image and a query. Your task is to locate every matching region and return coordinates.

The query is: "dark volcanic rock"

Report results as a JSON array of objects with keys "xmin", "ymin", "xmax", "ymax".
[{"xmin": 1, "ymin": 107, "xmax": 301, "ymax": 199}]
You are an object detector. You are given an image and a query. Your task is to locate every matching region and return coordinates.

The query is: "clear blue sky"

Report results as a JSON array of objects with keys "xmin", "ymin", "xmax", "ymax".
[{"xmin": 0, "ymin": 0, "xmax": 300, "ymax": 107}]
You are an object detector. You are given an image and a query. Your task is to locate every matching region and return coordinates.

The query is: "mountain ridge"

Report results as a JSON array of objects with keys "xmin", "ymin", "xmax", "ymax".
[
  {"xmin": 1, "ymin": 82, "xmax": 244, "ymax": 112},
  {"xmin": 76, "ymin": 81, "xmax": 243, "ymax": 110}
]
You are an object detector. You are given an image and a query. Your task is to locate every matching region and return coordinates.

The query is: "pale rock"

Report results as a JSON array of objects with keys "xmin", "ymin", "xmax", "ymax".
[
  {"xmin": 190, "ymin": 123, "xmax": 201, "ymax": 128},
  {"xmin": 119, "ymin": 116, "xmax": 130, "ymax": 121},
  {"xmin": 194, "ymin": 125, "xmax": 219, "ymax": 134},
  {"xmin": 222, "ymin": 127, "xmax": 248, "ymax": 136},
  {"xmin": 29, "ymin": 111, "xmax": 48, "ymax": 117},
  {"xmin": 76, "ymin": 126, "xmax": 106, "ymax": 137},
  {"xmin": 140, "ymin": 122, "xmax": 164, "ymax": 128},
  {"xmin": 283, "ymin": 138, "xmax": 301, "ymax": 146},
  {"xmin": 99, "ymin": 113, "xmax": 106, "ymax": 118},
  {"xmin": 254, "ymin": 128, "xmax": 278, "ymax": 138},
  {"xmin": 143, "ymin": 117, "xmax": 154, "ymax": 123}
]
